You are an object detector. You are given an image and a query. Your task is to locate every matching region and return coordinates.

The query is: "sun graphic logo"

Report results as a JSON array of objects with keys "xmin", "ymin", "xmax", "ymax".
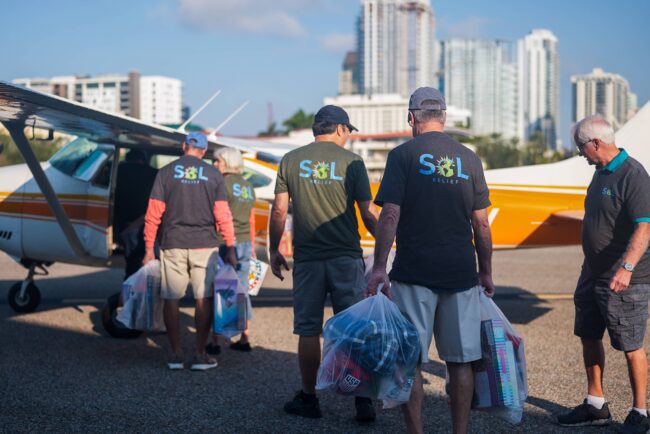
[
  {"xmin": 436, "ymin": 156, "xmax": 455, "ymax": 178},
  {"xmin": 185, "ymin": 166, "xmax": 199, "ymax": 180},
  {"xmin": 312, "ymin": 162, "xmax": 330, "ymax": 180}
]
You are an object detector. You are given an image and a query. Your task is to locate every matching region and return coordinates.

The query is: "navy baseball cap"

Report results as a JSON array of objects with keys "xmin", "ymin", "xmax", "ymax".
[
  {"xmin": 314, "ymin": 105, "xmax": 358, "ymax": 132},
  {"xmin": 184, "ymin": 131, "xmax": 208, "ymax": 149},
  {"xmin": 409, "ymin": 87, "xmax": 447, "ymax": 111}
]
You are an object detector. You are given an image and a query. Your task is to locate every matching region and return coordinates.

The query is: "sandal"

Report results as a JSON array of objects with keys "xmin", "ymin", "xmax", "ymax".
[{"xmin": 229, "ymin": 340, "xmax": 252, "ymax": 352}]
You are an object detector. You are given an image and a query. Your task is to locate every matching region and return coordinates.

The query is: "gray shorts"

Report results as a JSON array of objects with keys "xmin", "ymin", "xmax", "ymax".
[
  {"xmin": 160, "ymin": 248, "xmax": 220, "ymax": 300},
  {"xmin": 292, "ymin": 256, "xmax": 364, "ymax": 336},
  {"xmin": 391, "ymin": 281, "xmax": 482, "ymax": 363},
  {"xmin": 574, "ymin": 270, "xmax": 650, "ymax": 352}
]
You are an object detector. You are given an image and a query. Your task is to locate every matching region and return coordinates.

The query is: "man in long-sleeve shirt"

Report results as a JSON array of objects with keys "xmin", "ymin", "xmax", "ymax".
[{"xmin": 143, "ymin": 132, "xmax": 237, "ymax": 371}]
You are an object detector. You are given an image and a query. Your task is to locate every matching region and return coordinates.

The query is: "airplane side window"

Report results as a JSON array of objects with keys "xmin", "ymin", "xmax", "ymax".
[
  {"xmin": 242, "ymin": 168, "xmax": 272, "ymax": 188},
  {"xmin": 50, "ymin": 137, "xmax": 99, "ymax": 177},
  {"xmin": 50, "ymin": 138, "xmax": 113, "ymax": 186}
]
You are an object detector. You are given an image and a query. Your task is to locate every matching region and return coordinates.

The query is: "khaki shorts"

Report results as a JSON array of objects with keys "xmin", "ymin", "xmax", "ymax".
[
  {"xmin": 292, "ymin": 256, "xmax": 365, "ymax": 336},
  {"xmin": 160, "ymin": 248, "xmax": 220, "ymax": 300},
  {"xmin": 391, "ymin": 281, "xmax": 481, "ymax": 363}
]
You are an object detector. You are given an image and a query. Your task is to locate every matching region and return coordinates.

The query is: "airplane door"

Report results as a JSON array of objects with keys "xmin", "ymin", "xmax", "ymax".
[{"xmin": 21, "ymin": 138, "xmax": 114, "ymax": 263}]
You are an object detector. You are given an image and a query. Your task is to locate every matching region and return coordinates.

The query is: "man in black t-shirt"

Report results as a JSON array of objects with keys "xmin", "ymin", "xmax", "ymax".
[
  {"xmin": 366, "ymin": 87, "xmax": 494, "ymax": 434},
  {"xmin": 144, "ymin": 132, "xmax": 237, "ymax": 371},
  {"xmin": 558, "ymin": 116, "xmax": 650, "ymax": 432}
]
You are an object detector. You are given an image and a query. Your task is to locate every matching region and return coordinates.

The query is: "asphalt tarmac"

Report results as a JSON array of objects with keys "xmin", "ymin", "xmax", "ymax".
[{"xmin": 0, "ymin": 246, "xmax": 646, "ymax": 433}]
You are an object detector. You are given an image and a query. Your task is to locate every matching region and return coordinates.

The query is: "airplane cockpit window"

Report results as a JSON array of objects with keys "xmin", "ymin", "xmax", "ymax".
[
  {"xmin": 50, "ymin": 137, "xmax": 114, "ymax": 187},
  {"xmin": 242, "ymin": 167, "xmax": 272, "ymax": 189}
]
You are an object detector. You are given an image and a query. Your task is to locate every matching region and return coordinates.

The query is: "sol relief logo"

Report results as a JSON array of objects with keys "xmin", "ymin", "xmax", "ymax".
[
  {"xmin": 299, "ymin": 160, "xmax": 344, "ymax": 185},
  {"xmin": 174, "ymin": 164, "xmax": 209, "ymax": 184},
  {"xmin": 233, "ymin": 183, "xmax": 254, "ymax": 201},
  {"xmin": 419, "ymin": 154, "xmax": 470, "ymax": 184},
  {"xmin": 601, "ymin": 187, "xmax": 615, "ymax": 198}
]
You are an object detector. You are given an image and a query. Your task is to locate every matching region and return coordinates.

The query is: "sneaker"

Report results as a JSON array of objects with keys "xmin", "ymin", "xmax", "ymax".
[
  {"xmin": 283, "ymin": 390, "xmax": 322, "ymax": 419},
  {"xmin": 620, "ymin": 410, "xmax": 650, "ymax": 434},
  {"xmin": 355, "ymin": 397, "xmax": 376, "ymax": 423},
  {"xmin": 167, "ymin": 353, "xmax": 184, "ymax": 370},
  {"xmin": 557, "ymin": 400, "xmax": 611, "ymax": 427},
  {"xmin": 189, "ymin": 354, "xmax": 218, "ymax": 371},
  {"xmin": 205, "ymin": 343, "xmax": 221, "ymax": 356},
  {"xmin": 230, "ymin": 340, "xmax": 252, "ymax": 352}
]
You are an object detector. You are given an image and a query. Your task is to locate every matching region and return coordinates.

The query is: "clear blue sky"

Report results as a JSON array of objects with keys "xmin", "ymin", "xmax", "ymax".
[{"xmin": 2, "ymin": 0, "xmax": 648, "ymax": 148}]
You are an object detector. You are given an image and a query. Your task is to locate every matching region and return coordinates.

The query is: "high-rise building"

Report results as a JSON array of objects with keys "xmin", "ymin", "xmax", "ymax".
[
  {"xmin": 572, "ymin": 68, "xmax": 633, "ymax": 130},
  {"xmin": 13, "ymin": 72, "xmax": 183, "ymax": 125},
  {"xmin": 358, "ymin": 0, "xmax": 435, "ymax": 97},
  {"xmin": 517, "ymin": 29, "xmax": 560, "ymax": 149},
  {"xmin": 440, "ymin": 39, "xmax": 518, "ymax": 139},
  {"xmin": 338, "ymin": 51, "xmax": 359, "ymax": 95}
]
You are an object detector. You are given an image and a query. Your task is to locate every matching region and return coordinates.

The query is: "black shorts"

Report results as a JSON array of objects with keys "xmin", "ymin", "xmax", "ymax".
[
  {"xmin": 574, "ymin": 269, "xmax": 650, "ymax": 352},
  {"xmin": 292, "ymin": 256, "xmax": 364, "ymax": 337}
]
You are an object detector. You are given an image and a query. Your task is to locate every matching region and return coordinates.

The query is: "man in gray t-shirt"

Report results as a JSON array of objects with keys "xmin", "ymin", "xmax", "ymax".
[{"xmin": 558, "ymin": 116, "xmax": 650, "ymax": 432}]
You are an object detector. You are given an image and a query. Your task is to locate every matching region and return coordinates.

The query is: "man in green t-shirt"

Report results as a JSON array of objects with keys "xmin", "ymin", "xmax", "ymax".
[{"xmin": 270, "ymin": 105, "xmax": 378, "ymax": 422}]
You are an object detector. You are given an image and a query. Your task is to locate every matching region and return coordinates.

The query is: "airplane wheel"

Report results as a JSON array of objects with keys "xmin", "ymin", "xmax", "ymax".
[
  {"xmin": 8, "ymin": 282, "xmax": 41, "ymax": 313},
  {"xmin": 101, "ymin": 292, "xmax": 142, "ymax": 339}
]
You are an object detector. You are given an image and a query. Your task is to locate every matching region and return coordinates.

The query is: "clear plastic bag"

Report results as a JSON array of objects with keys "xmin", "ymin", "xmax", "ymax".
[
  {"xmin": 446, "ymin": 289, "xmax": 528, "ymax": 424},
  {"xmin": 363, "ymin": 250, "xmax": 396, "ymax": 285},
  {"xmin": 116, "ymin": 260, "xmax": 165, "ymax": 332},
  {"xmin": 213, "ymin": 263, "xmax": 249, "ymax": 338},
  {"xmin": 316, "ymin": 292, "xmax": 420, "ymax": 408}
]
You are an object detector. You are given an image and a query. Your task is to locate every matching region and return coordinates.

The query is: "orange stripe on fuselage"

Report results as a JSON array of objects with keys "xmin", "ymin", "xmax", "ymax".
[{"xmin": 0, "ymin": 193, "xmax": 109, "ymax": 228}]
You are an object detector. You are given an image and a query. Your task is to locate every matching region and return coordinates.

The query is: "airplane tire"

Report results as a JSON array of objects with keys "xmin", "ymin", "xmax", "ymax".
[
  {"xmin": 8, "ymin": 281, "xmax": 41, "ymax": 313},
  {"xmin": 101, "ymin": 292, "xmax": 142, "ymax": 339}
]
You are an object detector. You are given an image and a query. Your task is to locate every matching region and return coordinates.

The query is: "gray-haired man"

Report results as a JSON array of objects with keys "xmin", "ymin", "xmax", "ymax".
[
  {"xmin": 558, "ymin": 115, "xmax": 650, "ymax": 434},
  {"xmin": 366, "ymin": 87, "xmax": 495, "ymax": 434}
]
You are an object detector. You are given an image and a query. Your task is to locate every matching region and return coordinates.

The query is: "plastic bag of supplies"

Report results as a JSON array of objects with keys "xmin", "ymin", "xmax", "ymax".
[
  {"xmin": 316, "ymin": 292, "xmax": 420, "ymax": 408},
  {"xmin": 116, "ymin": 260, "xmax": 165, "ymax": 331},
  {"xmin": 213, "ymin": 262, "xmax": 249, "ymax": 338},
  {"xmin": 446, "ymin": 289, "xmax": 528, "ymax": 425},
  {"xmin": 248, "ymin": 259, "xmax": 268, "ymax": 296}
]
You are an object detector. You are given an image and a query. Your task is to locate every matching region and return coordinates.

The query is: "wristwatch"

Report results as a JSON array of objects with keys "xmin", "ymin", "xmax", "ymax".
[{"xmin": 622, "ymin": 261, "xmax": 635, "ymax": 272}]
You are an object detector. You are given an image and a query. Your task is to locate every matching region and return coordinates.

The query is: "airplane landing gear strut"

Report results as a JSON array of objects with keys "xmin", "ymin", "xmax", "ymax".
[{"xmin": 8, "ymin": 262, "xmax": 48, "ymax": 313}]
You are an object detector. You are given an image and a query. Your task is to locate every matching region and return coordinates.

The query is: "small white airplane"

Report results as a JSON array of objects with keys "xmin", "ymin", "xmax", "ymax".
[{"xmin": 0, "ymin": 80, "xmax": 293, "ymax": 337}]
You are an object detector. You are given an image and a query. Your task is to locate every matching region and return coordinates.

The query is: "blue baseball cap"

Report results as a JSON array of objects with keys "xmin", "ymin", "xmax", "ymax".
[
  {"xmin": 184, "ymin": 131, "xmax": 208, "ymax": 149},
  {"xmin": 314, "ymin": 105, "xmax": 358, "ymax": 132}
]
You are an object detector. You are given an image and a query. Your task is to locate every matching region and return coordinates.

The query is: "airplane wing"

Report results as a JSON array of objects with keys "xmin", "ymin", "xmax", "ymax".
[
  {"xmin": 0, "ymin": 80, "xmax": 284, "ymax": 264},
  {"xmin": 0, "ymin": 80, "xmax": 278, "ymax": 155},
  {"xmin": 551, "ymin": 210, "xmax": 585, "ymax": 220}
]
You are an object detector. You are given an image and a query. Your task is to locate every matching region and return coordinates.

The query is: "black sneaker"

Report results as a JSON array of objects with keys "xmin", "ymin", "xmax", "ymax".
[
  {"xmin": 620, "ymin": 410, "xmax": 650, "ymax": 434},
  {"xmin": 283, "ymin": 390, "xmax": 322, "ymax": 419},
  {"xmin": 230, "ymin": 340, "xmax": 252, "ymax": 352},
  {"xmin": 557, "ymin": 400, "xmax": 611, "ymax": 427},
  {"xmin": 355, "ymin": 397, "xmax": 376, "ymax": 423},
  {"xmin": 205, "ymin": 343, "xmax": 221, "ymax": 356}
]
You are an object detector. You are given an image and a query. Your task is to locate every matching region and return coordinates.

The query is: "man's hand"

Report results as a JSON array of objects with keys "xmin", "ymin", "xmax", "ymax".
[
  {"xmin": 143, "ymin": 247, "xmax": 155, "ymax": 265},
  {"xmin": 365, "ymin": 269, "xmax": 392, "ymax": 299},
  {"xmin": 479, "ymin": 272, "xmax": 496, "ymax": 297},
  {"xmin": 609, "ymin": 268, "xmax": 632, "ymax": 293},
  {"xmin": 224, "ymin": 246, "xmax": 238, "ymax": 268},
  {"xmin": 270, "ymin": 251, "xmax": 289, "ymax": 281}
]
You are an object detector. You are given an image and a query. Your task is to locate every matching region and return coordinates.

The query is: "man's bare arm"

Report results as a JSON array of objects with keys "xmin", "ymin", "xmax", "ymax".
[
  {"xmin": 269, "ymin": 192, "xmax": 290, "ymax": 279},
  {"xmin": 269, "ymin": 193, "xmax": 289, "ymax": 253},
  {"xmin": 472, "ymin": 208, "xmax": 495, "ymax": 296},
  {"xmin": 365, "ymin": 203, "xmax": 400, "ymax": 297},
  {"xmin": 357, "ymin": 200, "xmax": 378, "ymax": 238},
  {"xmin": 610, "ymin": 222, "xmax": 650, "ymax": 292}
]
